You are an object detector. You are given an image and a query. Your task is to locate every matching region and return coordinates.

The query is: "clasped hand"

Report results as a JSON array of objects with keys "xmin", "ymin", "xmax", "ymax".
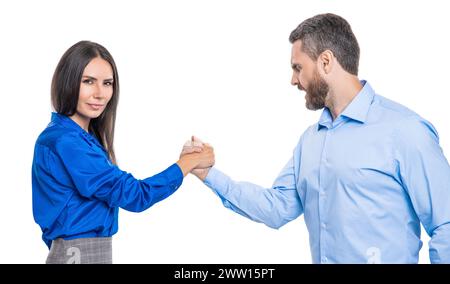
[{"xmin": 178, "ymin": 136, "xmax": 213, "ymax": 180}]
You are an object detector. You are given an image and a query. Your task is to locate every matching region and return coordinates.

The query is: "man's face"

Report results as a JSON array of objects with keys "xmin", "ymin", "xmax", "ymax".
[{"xmin": 291, "ymin": 40, "xmax": 329, "ymax": 110}]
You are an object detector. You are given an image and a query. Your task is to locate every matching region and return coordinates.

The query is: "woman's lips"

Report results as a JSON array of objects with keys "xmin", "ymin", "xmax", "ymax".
[{"xmin": 87, "ymin": 103, "xmax": 104, "ymax": 110}]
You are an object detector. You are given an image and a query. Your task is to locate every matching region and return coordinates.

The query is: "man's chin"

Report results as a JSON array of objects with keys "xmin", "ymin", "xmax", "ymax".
[
  {"xmin": 305, "ymin": 103, "xmax": 317, "ymax": 111},
  {"xmin": 305, "ymin": 98, "xmax": 325, "ymax": 111},
  {"xmin": 305, "ymin": 95, "xmax": 315, "ymax": 110}
]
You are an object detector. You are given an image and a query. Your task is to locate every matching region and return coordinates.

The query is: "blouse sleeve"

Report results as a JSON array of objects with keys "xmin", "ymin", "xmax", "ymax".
[{"xmin": 52, "ymin": 132, "xmax": 183, "ymax": 212}]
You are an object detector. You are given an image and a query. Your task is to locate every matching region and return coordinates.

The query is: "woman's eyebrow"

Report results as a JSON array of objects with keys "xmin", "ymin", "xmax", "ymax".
[
  {"xmin": 82, "ymin": 76, "xmax": 114, "ymax": 81},
  {"xmin": 82, "ymin": 75, "xmax": 98, "ymax": 81}
]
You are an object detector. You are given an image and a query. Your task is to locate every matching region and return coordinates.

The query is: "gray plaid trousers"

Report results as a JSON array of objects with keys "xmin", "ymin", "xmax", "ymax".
[{"xmin": 46, "ymin": 237, "xmax": 112, "ymax": 264}]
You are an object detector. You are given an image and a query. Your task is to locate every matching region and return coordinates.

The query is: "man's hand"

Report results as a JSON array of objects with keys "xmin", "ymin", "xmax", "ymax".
[{"xmin": 180, "ymin": 138, "xmax": 204, "ymax": 158}]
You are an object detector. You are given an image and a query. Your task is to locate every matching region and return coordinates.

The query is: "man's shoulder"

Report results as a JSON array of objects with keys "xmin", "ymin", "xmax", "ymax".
[
  {"xmin": 372, "ymin": 94, "xmax": 420, "ymax": 121},
  {"xmin": 373, "ymin": 95, "xmax": 436, "ymax": 132}
]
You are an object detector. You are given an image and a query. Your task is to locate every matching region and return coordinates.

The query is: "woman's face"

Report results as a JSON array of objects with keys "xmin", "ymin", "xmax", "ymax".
[{"xmin": 76, "ymin": 57, "xmax": 114, "ymax": 120}]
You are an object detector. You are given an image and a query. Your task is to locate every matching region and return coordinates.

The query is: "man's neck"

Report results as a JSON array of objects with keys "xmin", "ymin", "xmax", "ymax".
[{"xmin": 326, "ymin": 75, "xmax": 363, "ymax": 120}]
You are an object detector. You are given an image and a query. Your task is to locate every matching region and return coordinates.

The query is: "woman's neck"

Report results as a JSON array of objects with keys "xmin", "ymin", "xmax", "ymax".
[{"xmin": 69, "ymin": 113, "xmax": 90, "ymax": 132}]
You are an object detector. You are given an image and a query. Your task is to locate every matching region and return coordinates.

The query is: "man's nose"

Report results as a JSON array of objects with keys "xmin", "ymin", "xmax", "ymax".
[{"xmin": 291, "ymin": 73, "xmax": 298, "ymax": 86}]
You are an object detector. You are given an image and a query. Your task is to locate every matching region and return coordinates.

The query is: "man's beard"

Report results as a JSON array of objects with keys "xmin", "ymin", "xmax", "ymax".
[{"xmin": 304, "ymin": 71, "xmax": 329, "ymax": 110}]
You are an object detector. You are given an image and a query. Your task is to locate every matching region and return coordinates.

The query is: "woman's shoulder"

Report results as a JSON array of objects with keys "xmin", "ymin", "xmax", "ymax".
[{"xmin": 35, "ymin": 123, "xmax": 83, "ymax": 152}]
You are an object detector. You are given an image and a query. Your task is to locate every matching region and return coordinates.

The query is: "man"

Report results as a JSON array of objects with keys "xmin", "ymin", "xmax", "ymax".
[{"xmin": 184, "ymin": 13, "xmax": 450, "ymax": 263}]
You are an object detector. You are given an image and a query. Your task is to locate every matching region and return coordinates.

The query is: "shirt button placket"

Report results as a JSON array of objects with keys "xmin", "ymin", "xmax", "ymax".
[{"xmin": 318, "ymin": 128, "xmax": 331, "ymax": 263}]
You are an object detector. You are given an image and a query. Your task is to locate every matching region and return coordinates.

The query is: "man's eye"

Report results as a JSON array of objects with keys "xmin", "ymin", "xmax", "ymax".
[{"xmin": 292, "ymin": 65, "xmax": 302, "ymax": 72}]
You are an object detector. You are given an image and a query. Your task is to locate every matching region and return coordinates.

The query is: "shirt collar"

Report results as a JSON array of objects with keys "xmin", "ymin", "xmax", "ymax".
[
  {"xmin": 318, "ymin": 80, "xmax": 375, "ymax": 130},
  {"xmin": 51, "ymin": 112, "xmax": 86, "ymax": 133},
  {"xmin": 51, "ymin": 112, "xmax": 103, "ymax": 148}
]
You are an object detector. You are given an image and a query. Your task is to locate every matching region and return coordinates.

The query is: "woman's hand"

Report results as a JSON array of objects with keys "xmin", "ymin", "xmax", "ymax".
[{"xmin": 177, "ymin": 136, "xmax": 214, "ymax": 178}]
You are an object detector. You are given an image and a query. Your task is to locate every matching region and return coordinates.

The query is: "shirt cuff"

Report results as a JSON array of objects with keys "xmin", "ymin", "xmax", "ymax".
[
  {"xmin": 204, "ymin": 167, "xmax": 231, "ymax": 197},
  {"xmin": 165, "ymin": 163, "xmax": 184, "ymax": 190}
]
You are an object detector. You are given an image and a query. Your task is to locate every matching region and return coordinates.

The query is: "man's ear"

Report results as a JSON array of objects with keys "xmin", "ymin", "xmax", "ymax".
[{"xmin": 318, "ymin": 50, "xmax": 334, "ymax": 74}]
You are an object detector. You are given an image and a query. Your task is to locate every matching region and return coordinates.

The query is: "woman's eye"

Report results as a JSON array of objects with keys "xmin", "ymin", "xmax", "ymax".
[
  {"xmin": 83, "ymin": 79, "xmax": 93, "ymax": 84},
  {"xmin": 104, "ymin": 81, "xmax": 113, "ymax": 86}
]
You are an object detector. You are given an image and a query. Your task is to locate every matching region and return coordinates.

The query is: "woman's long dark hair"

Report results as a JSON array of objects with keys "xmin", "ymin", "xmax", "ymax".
[{"xmin": 51, "ymin": 41, "xmax": 119, "ymax": 164}]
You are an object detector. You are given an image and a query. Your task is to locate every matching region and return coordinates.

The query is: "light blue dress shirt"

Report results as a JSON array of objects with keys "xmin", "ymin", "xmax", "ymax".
[{"xmin": 204, "ymin": 81, "xmax": 450, "ymax": 263}]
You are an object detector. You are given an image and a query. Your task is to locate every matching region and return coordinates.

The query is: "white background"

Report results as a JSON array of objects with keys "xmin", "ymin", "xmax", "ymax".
[{"xmin": 0, "ymin": 0, "xmax": 449, "ymax": 264}]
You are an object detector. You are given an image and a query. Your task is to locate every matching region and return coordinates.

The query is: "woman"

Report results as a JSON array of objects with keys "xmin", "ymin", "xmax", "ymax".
[{"xmin": 32, "ymin": 41, "xmax": 214, "ymax": 264}]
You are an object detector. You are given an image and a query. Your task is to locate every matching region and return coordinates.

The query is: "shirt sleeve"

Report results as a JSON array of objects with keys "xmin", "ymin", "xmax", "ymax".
[
  {"xmin": 395, "ymin": 118, "xmax": 450, "ymax": 263},
  {"xmin": 52, "ymin": 132, "xmax": 183, "ymax": 212},
  {"xmin": 204, "ymin": 157, "xmax": 303, "ymax": 229}
]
